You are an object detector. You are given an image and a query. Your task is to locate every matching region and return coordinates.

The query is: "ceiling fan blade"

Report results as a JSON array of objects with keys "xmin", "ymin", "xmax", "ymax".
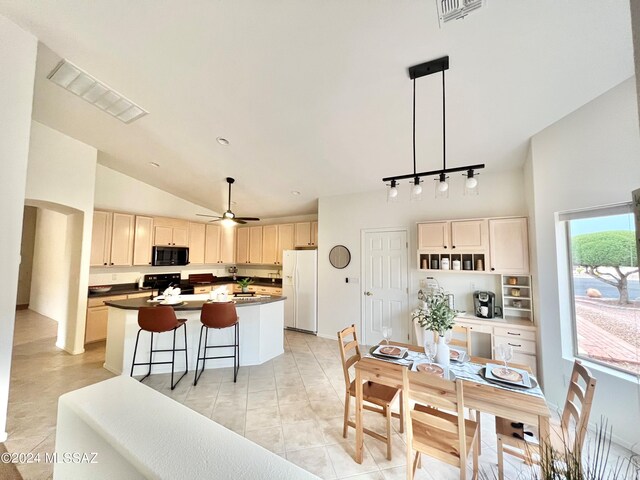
[
  {"xmin": 196, "ymin": 214, "xmax": 223, "ymax": 219},
  {"xmin": 233, "ymin": 219, "xmax": 247, "ymax": 224},
  {"xmin": 208, "ymin": 218, "xmax": 222, "ymax": 223},
  {"xmin": 234, "ymin": 217, "xmax": 260, "ymax": 221}
]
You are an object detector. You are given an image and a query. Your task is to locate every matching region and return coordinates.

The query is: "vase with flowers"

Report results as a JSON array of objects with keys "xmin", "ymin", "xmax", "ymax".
[{"xmin": 411, "ymin": 292, "xmax": 456, "ymax": 367}]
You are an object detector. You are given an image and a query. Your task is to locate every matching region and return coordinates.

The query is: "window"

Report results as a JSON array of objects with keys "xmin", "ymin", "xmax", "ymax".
[{"xmin": 563, "ymin": 205, "xmax": 639, "ymax": 375}]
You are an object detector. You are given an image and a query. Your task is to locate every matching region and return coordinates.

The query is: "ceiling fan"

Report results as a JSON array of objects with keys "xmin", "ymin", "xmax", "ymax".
[{"xmin": 197, "ymin": 177, "xmax": 260, "ymax": 225}]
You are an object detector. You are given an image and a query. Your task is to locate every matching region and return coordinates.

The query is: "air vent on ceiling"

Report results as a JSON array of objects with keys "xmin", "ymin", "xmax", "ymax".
[
  {"xmin": 437, "ymin": 0, "xmax": 485, "ymax": 26},
  {"xmin": 47, "ymin": 59, "xmax": 148, "ymax": 124}
]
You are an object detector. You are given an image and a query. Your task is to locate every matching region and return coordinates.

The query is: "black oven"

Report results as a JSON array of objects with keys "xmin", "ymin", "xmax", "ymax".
[{"xmin": 151, "ymin": 246, "xmax": 190, "ymax": 266}]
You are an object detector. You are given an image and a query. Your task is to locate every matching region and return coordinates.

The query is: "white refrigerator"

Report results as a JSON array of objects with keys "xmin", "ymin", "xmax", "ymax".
[{"xmin": 283, "ymin": 250, "xmax": 318, "ymax": 333}]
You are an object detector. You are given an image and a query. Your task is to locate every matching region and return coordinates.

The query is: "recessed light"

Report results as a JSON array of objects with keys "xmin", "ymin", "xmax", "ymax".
[
  {"xmin": 149, "ymin": 162, "xmax": 160, "ymax": 168},
  {"xmin": 291, "ymin": 191, "xmax": 301, "ymax": 196},
  {"xmin": 217, "ymin": 137, "xmax": 230, "ymax": 146}
]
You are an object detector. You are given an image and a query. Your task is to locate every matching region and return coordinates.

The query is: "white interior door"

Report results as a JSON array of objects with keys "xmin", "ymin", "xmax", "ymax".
[{"xmin": 362, "ymin": 230, "xmax": 409, "ymax": 345}]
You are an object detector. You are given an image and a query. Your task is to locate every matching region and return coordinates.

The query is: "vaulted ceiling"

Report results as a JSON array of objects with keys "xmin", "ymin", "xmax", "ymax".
[{"xmin": 0, "ymin": 1, "xmax": 634, "ymax": 217}]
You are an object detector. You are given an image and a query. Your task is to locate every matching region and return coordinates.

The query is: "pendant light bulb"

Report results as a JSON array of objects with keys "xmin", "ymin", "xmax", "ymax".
[
  {"xmin": 412, "ymin": 179, "xmax": 422, "ymax": 196},
  {"xmin": 437, "ymin": 173, "xmax": 449, "ymax": 192},
  {"xmin": 465, "ymin": 170, "xmax": 478, "ymax": 189},
  {"xmin": 387, "ymin": 180, "xmax": 399, "ymax": 202},
  {"xmin": 389, "ymin": 186, "xmax": 398, "ymax": 198}
]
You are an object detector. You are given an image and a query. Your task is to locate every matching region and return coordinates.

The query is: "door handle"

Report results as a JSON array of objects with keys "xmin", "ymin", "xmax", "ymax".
[{"xmin": 364, "ymin": 291, "xmax": 373, "ymax": 296}]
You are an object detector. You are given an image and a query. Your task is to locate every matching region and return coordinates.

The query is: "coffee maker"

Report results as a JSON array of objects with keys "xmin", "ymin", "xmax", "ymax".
[{"xmin": 473, "ymin": 291, "xmax": 496, "ymax": 319}]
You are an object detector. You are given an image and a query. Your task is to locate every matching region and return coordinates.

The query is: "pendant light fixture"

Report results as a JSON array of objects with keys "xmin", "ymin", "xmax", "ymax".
[{"xmin": 382, "ymin": 56, "xmax": 484, "ymax": 198}]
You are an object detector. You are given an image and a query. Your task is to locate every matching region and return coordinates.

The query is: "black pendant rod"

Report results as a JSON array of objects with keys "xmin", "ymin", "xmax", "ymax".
[
  {"xmin": 412, "ymin": 78, "xmax": 416, "ymax": 176},
  {"xmin": 442, "ymin": 68, "xmax": 446, "ymax": 171},
  {"xmin": 382, "ymin": 163, "xmax": 485, "ymax": 183}
]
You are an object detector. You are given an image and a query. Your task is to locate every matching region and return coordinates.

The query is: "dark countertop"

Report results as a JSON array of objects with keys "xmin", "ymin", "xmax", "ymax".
[
  {"xmin": 88, "ymin": 283, "xmax": 157, "ymax": 298},
  {"xmin": 105, "ymin": 295, "xmax": 287, "ymax": 310},
  {"xmin": 190, "ymin": 276, "xmax": 283, "ymax": 288}
]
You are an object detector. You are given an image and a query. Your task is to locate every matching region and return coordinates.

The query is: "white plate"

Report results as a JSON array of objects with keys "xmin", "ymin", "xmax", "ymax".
[
  {"xmin": 160, "ymin": 298, "xmax": 183, "ymax": 306},
  {"xmin": 411, "ymin": 360, "xmax": 456, "ymax": 380},
  {"xmin": 485, "ymin": 363, "xmax": 531, "ymax": 388},
  {"xmin": 373, "ymin": 345, "xmax": 408, "ymax": 359},
  {"xmin": 449, "ymin": 348, "xmax": 470, "ymax": 363}
]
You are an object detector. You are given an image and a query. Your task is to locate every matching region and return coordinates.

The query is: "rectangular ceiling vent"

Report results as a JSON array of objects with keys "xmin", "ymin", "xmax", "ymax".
[
  {"xmin": 47, "ymin": 59, "xmax": 148, "ymax": 124},
  {"xmin": 437, "ymin": 0, "xmax": 486, "ymax": 26}
]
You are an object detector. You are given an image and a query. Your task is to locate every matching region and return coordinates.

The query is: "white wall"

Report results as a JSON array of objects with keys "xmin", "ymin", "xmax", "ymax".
[
  {"xmin": 25, "ymin": 121, "xmax": 98, "ymax": 354},
  {"xmin": 30, "ymin": 209, "xmax": 69, "ymax": 322},
  {"xmin": 317, "ymin": 170, "xmax": 527, "ymax": 340},
  {"xmin": 0, "ymin": 13, "xmax": 37, "ymax": 442},
  {"xmin": 529, "ymin": 77, "xmax": 640, "ymax": 450},
  {"xmin": 16, "ymin": 206, "xmax": 37, "ymax": 306}
]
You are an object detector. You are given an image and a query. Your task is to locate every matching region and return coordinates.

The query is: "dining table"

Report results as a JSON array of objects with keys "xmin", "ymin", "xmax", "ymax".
[{"xmin": 353, "ymin": 341, "xmax": 551, "ymax": 464}]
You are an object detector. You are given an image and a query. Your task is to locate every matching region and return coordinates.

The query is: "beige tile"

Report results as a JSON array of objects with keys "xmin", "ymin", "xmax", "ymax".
[
  {"xmin": 246, "ymin": 405, "xmax": 281, "ymax": 431},
  {"xmin": 286, "ymin": 446, "xmax": 337, "ymax": 479},
  {"xmin": 325, "ymin": 442, "xmax": 379, "ymax": 477},
  {"xmin": 364, "ymin": 432, "xmax": 406, "ymax": 469},
  {"xmin": 279, "ymin": 401, "xmax": 317, "ymax": 424},
  {"xmin": 338, "ymin": 472, "xmax": 385, "ymax": 480},
  {"xmin": 248, "ymin": 376, "xmax": 276, "ymax": 393},
  {"xmin": 310, "ymin": 399, "xmax": 345, "ymax": 420},
  {"xmin": 214, "ymin": 392, "xmax": 247, "ymax": 408},
  {"xmin": 282, "ymin": 420, "xmax": 326, "ymax": 452},
  {"xmin": 247, "ymin": 389, "xmax": 278, "ymax": 410},
  {"xmin": 380, "ymin": 465, "xmax": 433, "ymax": 480},
  {"xmin": 278, "ymin": 386, "xmax": 309, "ymax": 405},
  {"xmin": 244, "ymin": 426, "xmax": 285, "ymax": 454}
]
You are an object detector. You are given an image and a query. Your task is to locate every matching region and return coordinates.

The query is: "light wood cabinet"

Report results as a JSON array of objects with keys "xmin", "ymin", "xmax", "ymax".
[
  {"xmin": 133, "ymin": 216, "xmax": 154, "ymax": 266},
  {"xmin": 450, "ymin": 219, "xmax": 488, "ymax": 252},
  {"xmin": 85, "ymin": 291, "xmax": 156, "ymax": 344},
  {"xmin": 188, "ymin": 222, "xmax": 206, "ymax": 264},
  {"xmin": 220, "ymin": 227, "xmax": 235, "ymax": 264},
  {"xmin": 153, "ymin": 217, "xmax": 189, "ymax": 246},
  {"xmin": 90, "ymin": 211, "xmax": 134, "ymax": 267},
  {"xmin": 295, "ymin": 222, "xmax": 311, "ymax": 247},
  {"xmin": 262, "ymin": 225, "xmax": 278, "ymax": 265},
  {"xmin": 110, "ymin": 213, "xmax": 135, "ymax": 266},
  {"xmin": 488, "ymin": 217, "xmax": 529, "ymax": 274},
  {"xmin": 236, "ymin": 227, "xmax": 250, "ymax": 264},
  {"xmin": 276, "ymin": 224, "xmax": 295, "ymax": 265},
  {"xmin": 204, "ymin": 224, "xmax": 221, "ymax": 264},
  {"xmin": 417, "ymin": 222, "xmax": 449, "ymax": 251},
  {"xmin": 90, "ymin": 211, "xmax": 112, "ymax": 266},
  {"xmin": 249, "ymin": 226, "xmax": 263, "ymax": 264},
  {"xmin": 311, "ymin": 221, "xmax": 318, "ymax": 246}
]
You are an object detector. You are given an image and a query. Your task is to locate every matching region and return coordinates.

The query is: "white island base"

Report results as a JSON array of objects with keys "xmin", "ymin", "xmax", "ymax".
[{"xmin": 103, "ymin": 295, "xmax": 285, "ymax": 376}]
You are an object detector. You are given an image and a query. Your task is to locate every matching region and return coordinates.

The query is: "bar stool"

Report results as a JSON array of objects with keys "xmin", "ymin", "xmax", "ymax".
[
  {"xmin": 130, "ymin": 306, "xmax": 188, "ymax": 390},
  {"xmin": 193, "ymin": 302, "xmax": 240, "ymax": 385}
]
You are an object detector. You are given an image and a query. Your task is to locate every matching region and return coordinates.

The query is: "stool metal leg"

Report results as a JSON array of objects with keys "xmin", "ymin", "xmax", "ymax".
[
  {"xmin": 233, "ymin": 323, "xmax": 239, "ymax": 383},
  {"xmin": 194, "ymin": 324, "xmax": 205, "ymax": 386},
  {"xmin": 169, "ymin": 324, "xmax": 189, "ymax": 390},
  {"xmin": 130, "ymin": 328, "xmax": 143, "ymax": 377}
]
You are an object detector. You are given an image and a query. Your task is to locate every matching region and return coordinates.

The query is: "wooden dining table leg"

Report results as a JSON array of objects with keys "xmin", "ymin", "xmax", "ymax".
[{"xmin": 355, "ymin": 369, "xmax": 364, "ymax": 464}]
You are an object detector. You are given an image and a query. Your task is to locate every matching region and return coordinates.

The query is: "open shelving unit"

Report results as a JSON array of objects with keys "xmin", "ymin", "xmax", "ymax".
[
  {"xmin": 418, "ymin": 252, "xmax": 487, "ymax": 273},
  {"xmin": 501, "ymin": 274, "xmax": 533, "ymax": 323}
]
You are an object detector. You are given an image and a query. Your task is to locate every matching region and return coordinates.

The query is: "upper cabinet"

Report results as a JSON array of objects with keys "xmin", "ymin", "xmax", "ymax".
[
  {"xmin": 153, "ymin": 217, "xmax": 189, "ymax": 246},
  {"xmin": 236, "ymin": 227, "xmax": 250, "ymax": 264},
  {"xmin": 294, "ymin": 222, "xmax": 318, "ymax": 247},
  {"xmin": 188, "ymin": 222, "xmax": 206, "ymax": 264},
  {"xmin": 417, "ymin": 216, "xmax": 529, "ymax": 274},
  {"xmin": 248, "ymin": 226, "xmax": 263, "ymax": 264},
  {"xmin": 262, "ymin": 225, "xmax": 278, "ymax": 265},
  {"xmin": 90, "ymin": 211, "xmax": 134, "ymax": 267},
  {"xmin": 488, "ymin": 217, "xmax": 529, "ymax": 274},
  {"xmin": 276, "ymin": 224, "xmax": 295, "ymax": 265},
  {"xmin": 133, "ymin": 216, "xmax": 154, "ymax": 266},
  {"xmin": 205, "ymin": 224, "xmax": 236, "ymax": 264}
]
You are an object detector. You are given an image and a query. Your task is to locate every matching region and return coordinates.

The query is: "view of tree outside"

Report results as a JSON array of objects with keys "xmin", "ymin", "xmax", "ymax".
[{"xmin": 569, "ymin": 213, "xmax": 639, "ymax": 375}]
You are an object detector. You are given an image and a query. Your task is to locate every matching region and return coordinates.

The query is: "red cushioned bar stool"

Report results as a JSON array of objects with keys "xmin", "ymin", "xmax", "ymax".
[
  {"xmin": 193, "ymin": 302, "xmax": 240, "ymax": 385},
  {"xmin": 130, "ymin": 306, "xmax": 188, "ymax": 390}
]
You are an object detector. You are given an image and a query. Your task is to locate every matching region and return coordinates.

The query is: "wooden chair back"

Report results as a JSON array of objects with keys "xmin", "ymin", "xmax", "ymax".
[
  {"xmin": 561, "ymin": 360, "xmax": 597, "ymax": 452},
  {"xmin": 402, "ymin": 368, "xmax": 468, "ymax": 470},
  {"xmin": 337, "ymin": 324, "xmax": 362, "ymax": 392},
  {"xmin": 449, "ymin": 325, "xmax": 472, "ymax": 355}
]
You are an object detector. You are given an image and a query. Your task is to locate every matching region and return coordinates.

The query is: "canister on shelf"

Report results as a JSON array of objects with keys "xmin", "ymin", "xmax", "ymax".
[
  {"xmin": 512, "ymin": 299, "xmax": 523, "ymax": 308},
  {"xmin": 452, "ymin": 260, "xmax": 461, "ymax": 270},
  {"xmin": 511, "ymin": 288, "xmax": 521, "ymax": 297},
  {"xmin": 508, "ymin": 277, "xmax": 518, "ymax": 285}
]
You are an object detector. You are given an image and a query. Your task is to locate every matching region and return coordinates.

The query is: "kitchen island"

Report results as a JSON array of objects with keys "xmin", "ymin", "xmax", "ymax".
[{"xmin": 103, "ymin": 295, "xmax": 285, "ymax": 376}]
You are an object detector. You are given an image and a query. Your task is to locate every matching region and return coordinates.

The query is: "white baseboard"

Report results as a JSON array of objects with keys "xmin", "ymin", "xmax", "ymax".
[
  {"xmin": 0, "ymin": 431, "xmax": 7, "ymax": 442},
  {"xmin": 56, "ymin": 341, "xmax": 84, "ymax": 355},
  {"xmin": 315, "ymin": 332, "xmax": 336, "ymax": 341}
]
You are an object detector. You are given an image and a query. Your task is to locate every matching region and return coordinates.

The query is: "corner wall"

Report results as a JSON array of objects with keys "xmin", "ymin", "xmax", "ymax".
[
  {"xmin": 317, "ymin": 170, "xmax": 527, "ymax": 341},
  {"xmin": 0, "ymin": 14, "xmax": 37, "ymax": 442},
  {"xmin": 529, "ymin": 77, "xmax": 640, "ymax": 450}
]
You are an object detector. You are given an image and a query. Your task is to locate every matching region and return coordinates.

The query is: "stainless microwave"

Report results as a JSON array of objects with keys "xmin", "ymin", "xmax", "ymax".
[{"xmin": 152, "ymin": 246, "xmax": 190, "ymax": 266}]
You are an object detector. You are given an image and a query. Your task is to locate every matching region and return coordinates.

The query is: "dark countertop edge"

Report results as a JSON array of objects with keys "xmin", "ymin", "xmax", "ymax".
[
  {"xmin": 188, "ymin": 277, "xmax": 283, "ymax": 288},
  {"xmin": 88, "ymin": 284, "xmax": 157, "ymax": 298},
  {"xmin": 104, "ymin": 296, "xmax": 287, "ymax": 310}
]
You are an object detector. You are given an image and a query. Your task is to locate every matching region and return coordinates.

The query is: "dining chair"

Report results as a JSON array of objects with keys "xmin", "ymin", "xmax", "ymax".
[
  {"xmin": 402, "ymin": 366, "xmax": 479, "ymax": 480},
  {"xmin": 495, "ymin": 360, "xmax": 597, "ymax": 480},
  {"xmin": 337, "ymin": 324, "xmax": 403, "ymax": 460}
]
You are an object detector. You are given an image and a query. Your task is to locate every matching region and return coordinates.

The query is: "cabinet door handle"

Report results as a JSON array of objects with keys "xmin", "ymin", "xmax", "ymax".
[
  {"xmin": 508, "ymin": 343, "xmax": 521, "ymax": 347},
  {"xmin": 443, "ymin": 245, "xmax": 447, "ymax": 249},
  {"xmin": 103, "ymin": 263, "xmax": 107, "ymax": 266},
  {"xmin": 507, "ymin": 331, "xmax": 521, "ymax": 336},
  {"xmin": 110, "ymin": 263, "xmax": 114, "ymax": 266},
  {"xmin": 452, "ymin": 245, "xmax": 456, "ymax": 249},
  {"xmin": 491, "ymin": 267, "xmax": 495, "ymax": 271}
]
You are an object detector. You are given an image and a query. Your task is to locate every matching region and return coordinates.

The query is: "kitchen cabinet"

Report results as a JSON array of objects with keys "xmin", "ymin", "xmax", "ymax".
[
  {"xmin": 276, "ymin": 224, "xmax": 295, "ymax": 265},
  {"xmin": 153, "ymin": 217, "xmax": 189, "ymax": 246},
  {"xmin": 188, "ymin": 222, "xmax": 206, "ymax": 264},
  {"xmin": 86, "ymin": 292, "xmax": 157, "ymax": 344},
  {"xmin": 204, "ymin": 224, "xmax": 221, "ymax": 264},
  {"xmin": 262, "ymin": 225, "xmax": 278, "ymax": 265},
  {"xmin": 249, "ymin": 226, "xmax": 263, "ymax": 264},
  {"xmin": 90, "ymin": 211, "xmax": 134, "ymax": 267},
  {"xmin": 488, "ymin": 217, "xmax": 529, "ymax": 274},
  {"xmin": 220, "ymin": 227, "xmax": 235, "ymax": 264},
  {"xmin": 236, "ymin": 227, "xmax": 250, "ymax": 264},
  {"xmin": 133, "ymin": 216, "xmax": 154, "ymax": 266},
  {"xmin": 90, "ymin": 211, "xmax": 112, "ymax": 266},
  {"xmin": 294, "ymin": 221, "xmax": 318, "ymax": 247},
  {"xmin": 417, "ymin": 219, "xmax": 488, "ymax": 272}
]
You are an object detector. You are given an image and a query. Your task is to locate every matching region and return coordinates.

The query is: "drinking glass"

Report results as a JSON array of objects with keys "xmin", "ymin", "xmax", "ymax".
[
  {"xmin": 381, "ymin": 326, "xmax": 392, "ymax": 345},
  {"xmin": 496, "ymin": 344, "xmax": 513, "ymax": 369},
  {"xmin": 424, "ymin": 342, "xmax": 437, "ymax": 364}
]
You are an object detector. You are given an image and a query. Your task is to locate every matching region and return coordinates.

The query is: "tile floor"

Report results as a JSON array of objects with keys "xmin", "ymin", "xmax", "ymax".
[{"xmin": 5, "ymin": 310, "xmax": 638, "ymax": 480}]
